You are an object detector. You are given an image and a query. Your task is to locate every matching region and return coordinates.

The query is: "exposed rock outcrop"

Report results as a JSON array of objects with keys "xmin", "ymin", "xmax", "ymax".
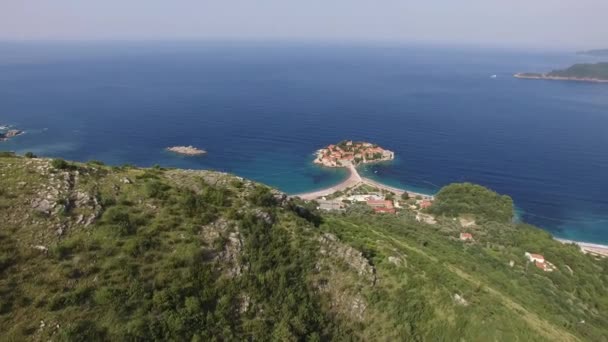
[
  {"xmin": 200, "ymin": 218, "xmax": 244, "ymax": 277},
  {"xmin": 314, "ymin": 233, "xmax": 377, "ymax": 321},
  {"xmin": 318, "ymin": 233, "xmax": 376, "ymax": 285}
]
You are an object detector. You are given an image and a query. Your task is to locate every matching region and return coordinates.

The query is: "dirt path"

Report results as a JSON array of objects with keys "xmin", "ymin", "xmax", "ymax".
[{"xmin": 334, "ymin": 219, "xmax": 581, "ymax": 342}]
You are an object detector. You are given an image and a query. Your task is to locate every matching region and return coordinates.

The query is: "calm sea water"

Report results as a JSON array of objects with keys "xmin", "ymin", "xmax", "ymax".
[{"xmin": 1, "ymin": 41, "xmax": 607, "ymax": 244}]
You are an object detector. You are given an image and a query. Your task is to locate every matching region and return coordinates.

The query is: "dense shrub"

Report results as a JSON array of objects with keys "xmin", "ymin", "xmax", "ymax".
[
  {"xmin": 248, "ymin": 186, "xmax": 276, "ymax": 207},
  {"xmin": 51, "ymin": 158, "xmax": 70, "ymax": 170},
  {"xmin": 144, "ymin": 180, "xmax": 170, "ymax": 199},
  {"xmin": 428, "ymin": 183, "xmax": 513, "ymax": 222}
]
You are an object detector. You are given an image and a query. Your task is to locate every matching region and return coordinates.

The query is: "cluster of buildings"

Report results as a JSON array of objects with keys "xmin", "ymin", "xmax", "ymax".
[
  {"xmin": 315, "ymin": 141, "xmax": 394, "ymax": 167},
  {"xmin": 317, "ymin": 194, "xmax": 399, "ymax": 214}
]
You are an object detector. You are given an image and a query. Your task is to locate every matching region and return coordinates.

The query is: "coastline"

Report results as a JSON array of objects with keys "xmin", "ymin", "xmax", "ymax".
[
  {"xmin": 555, "ymin": 238, "xmax": 608, "ymax": 257},
  {"xmin": 292, "ymin": 163, "xmax": 434, "ymax": 201},
  {"xmin": 513, "ymin": 73, "xmax": 608, "ymax": 83},
  {"xmin": 293, "ymin": 162, "xmax": 605, "ymax": 256},
  {"xmin": 294, "ymin": 164, "xmax": 362, "ymax": 200}
]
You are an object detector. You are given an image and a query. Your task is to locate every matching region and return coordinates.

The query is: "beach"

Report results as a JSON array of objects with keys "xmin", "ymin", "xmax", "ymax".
[
  {"xmin": 294, "ymin": 164, "xmax": 362, "ymax": 200},
  {"xmin": 292, "ymin": 163, "xmax": 434, "ymax": 201},
  {"xmin": 555, "ymin": 238, "xmax": 608, "ymax": 257}
]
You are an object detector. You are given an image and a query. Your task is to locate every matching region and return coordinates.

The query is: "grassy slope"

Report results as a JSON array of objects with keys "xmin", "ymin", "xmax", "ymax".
[
  {"xmin": 0, "ymin": 154, "xmax": 607, "ymax": 341},
  {"xmin": 548, "ymin": 62, "xmax": 608, "ymax": 80}
]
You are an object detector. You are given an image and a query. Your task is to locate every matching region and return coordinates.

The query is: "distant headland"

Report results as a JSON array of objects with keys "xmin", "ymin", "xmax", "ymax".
[
  {"xmin": 314, "ymin": 140, "xmax": 394, "ymax": 168},
  {"xmin": 576, "ymin": 49, "xmax": 608, "ymax": 57},
  {"xmin": 166, "ymin": 145, "xmax": 207, "ymax": 156},
  {"xmin": 514, "ymin": 62, "xmax": 608, "ymax": 83}
]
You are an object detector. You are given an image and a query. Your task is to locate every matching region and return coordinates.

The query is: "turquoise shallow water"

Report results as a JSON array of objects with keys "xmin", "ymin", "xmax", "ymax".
[{"xmin": 1, "ymin": 41, "xmax": 607, "ymax": 244}]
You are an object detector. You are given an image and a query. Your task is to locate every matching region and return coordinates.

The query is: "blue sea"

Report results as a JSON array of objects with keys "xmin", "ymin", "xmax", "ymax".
[{"xmin": 1, "ymin": 41, "xmax": 607, "ymax": 244}]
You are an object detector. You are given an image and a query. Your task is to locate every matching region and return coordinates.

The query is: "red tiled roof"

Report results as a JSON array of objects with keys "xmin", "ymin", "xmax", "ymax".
[
  {"xmin": 530, "ymin": 253, "xmax": 544, "ymax": 260},
  {"xmin": 535, "ymin": 261, "xmax": 547, "ymax": 270},
  {"xmin": 374, "ymin": 207, "xmax": 396, "ymax": 214},
  {"xmin": 367, "ymin": 200, "xmax": 394, "ymax": 209},
  {"xmin": 460, "ymin": 233, "xmax": 473, "ymax": 240},
  {"xmin": 420, "ymin": 200, "xmax": 432, "ymax": 209}
]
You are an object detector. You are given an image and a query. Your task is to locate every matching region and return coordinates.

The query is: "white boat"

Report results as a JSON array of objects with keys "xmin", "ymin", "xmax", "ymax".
[{"xmin": 491, "ymin": 75, "xmax": 497, "ymax": 79}]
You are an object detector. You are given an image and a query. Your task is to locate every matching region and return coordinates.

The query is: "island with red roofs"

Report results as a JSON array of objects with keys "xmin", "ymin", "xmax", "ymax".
[{"xmin": 314, "ymin": 140, "xmax": 394, "ymax": 168}]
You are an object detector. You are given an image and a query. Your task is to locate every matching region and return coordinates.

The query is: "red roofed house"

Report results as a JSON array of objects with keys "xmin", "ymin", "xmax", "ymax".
[
  {"xmin": 524, "ymin": 252, "xmax": 544, "ymax": 263},
  {"xmin": 366, "ymin": 199, "xmax": 394, "ymax": 209},
  {"xmin": 374, "ymin": 207, "xmax": 396, "ymax": 214},
  {"xmin": 535, "ymin": 261, "xmax": 548, "ymax": 271},
  {"xmin": 525, "ymin": 252, "xmax": 554, "ymax": 272},
  {"xmin": 420, "ymin": 200, "xmax": 432, "ymax": 209},
  {"xmin": 459, "ymin": 233, "xmax": 473, "ymax": 241}
]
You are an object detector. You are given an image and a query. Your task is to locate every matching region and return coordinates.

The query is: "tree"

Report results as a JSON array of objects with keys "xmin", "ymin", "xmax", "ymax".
[
  {"xmin": 51, "ymin": 158, "xmax": 70, "ymax": 170},
  {"xmin": 401, "ymin": 192, "xmax": 410, "ymax": 200}
]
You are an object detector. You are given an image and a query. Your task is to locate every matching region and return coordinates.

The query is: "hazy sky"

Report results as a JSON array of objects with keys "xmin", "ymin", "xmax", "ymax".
[{"xmin": 1, "ymin": 0, "xmax": 607, "ymax": 48}]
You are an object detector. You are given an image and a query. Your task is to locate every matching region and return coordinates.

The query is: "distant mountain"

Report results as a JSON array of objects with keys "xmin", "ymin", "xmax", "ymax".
[{"xmin": 577, "ymin": 49, "xmax": 608, "ymax": 57}]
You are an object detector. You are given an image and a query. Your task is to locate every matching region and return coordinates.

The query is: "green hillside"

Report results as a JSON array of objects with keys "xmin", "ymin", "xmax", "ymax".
[
  {"xmin": 0, "ymin": 153, "xmax": 606, "ymax": 341},
  {"xmin": 548, "ymin": 62, "xmax": 608, "ymax": 80}
]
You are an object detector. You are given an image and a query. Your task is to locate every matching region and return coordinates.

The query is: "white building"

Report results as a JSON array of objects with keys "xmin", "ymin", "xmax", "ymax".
[
  {"xmin": 525, "ymin": 252, "xmax": 545, "ymax": 264},
  {"xmin": 346, "ymin": 194, "xmax": 382, "ymax": 202}
]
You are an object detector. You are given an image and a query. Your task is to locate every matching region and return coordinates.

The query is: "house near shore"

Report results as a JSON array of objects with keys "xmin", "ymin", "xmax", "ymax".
[
  {"xmin": 419, "ymin": 200, "xmax": 433, "ymax": 209},
  {"xmin": 374, "ymin": 207, "xmax": 396, "ymax": 214},
  {"xmin": 347, "ymin": 194, "xmax": 383, "ymax": 202},
  {"xmin": 317, "ymin": 200, "xmax": 345, "ymax": 211},
  {"xmin": 525, "ymin": 252, "xmax": 544, "ymax": 263},
  {"xmin": 459, "ymin": 233, "xmax": 473, "ymax": 241},
  {"xmin": 525, "ymin": 252, "xmax": 555, "ymax": 272},
  {"xmin": 366, "ymin": 199, "xmax": 394, "ymax": 209}
]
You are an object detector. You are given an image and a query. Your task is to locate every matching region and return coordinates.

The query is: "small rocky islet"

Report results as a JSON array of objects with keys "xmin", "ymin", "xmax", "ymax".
[
  {"xmin": 0, "ymin": 124, "xmax": 24, "ymax": 142},
  {"xmin": 166, "ymin": 145, "xmax": 207, "ymax": 156}
]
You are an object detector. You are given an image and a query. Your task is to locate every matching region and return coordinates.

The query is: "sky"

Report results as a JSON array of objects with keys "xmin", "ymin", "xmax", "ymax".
[{"xmin": 1, "ymin": 0, "xmax": 607, "ymax": 49}]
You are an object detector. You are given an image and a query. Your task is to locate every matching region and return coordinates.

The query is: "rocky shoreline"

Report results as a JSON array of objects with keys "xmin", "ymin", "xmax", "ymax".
[
  {"xmin": 0, "ymin": 128, "xmax": 24, "ymax": 142},
  {"xmin": 166, "ymin": 145, "xmax": 207, "ymax": 156},
  {"xmin": 514, "ymin": 73, "xmax": 608, "ymax": 83}
]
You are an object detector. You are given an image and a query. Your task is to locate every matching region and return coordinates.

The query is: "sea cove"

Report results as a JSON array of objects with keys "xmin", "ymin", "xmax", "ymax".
[{"xmin": 1, "ymin": 41, "xmax": 607, "ymax": 244}]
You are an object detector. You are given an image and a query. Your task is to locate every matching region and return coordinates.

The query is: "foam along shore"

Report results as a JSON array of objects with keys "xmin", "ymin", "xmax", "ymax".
[
  {"xmin": 513, "ymin": 73, "xmax": 608, "ymax": 83},
  {"xmin": 0, "ymin": 129, "xmax": 23, "ymax": 142},
  {"xmin": 292, "ymin": 163, "xmax": 434, "ymax": 201},
  {"xmin": 166, "ymin": 145, "xmax": 207, "ymax": 156},
  {"xmin": 555, "ymin": 238, "xmax": 608, "ymax": 257}
]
